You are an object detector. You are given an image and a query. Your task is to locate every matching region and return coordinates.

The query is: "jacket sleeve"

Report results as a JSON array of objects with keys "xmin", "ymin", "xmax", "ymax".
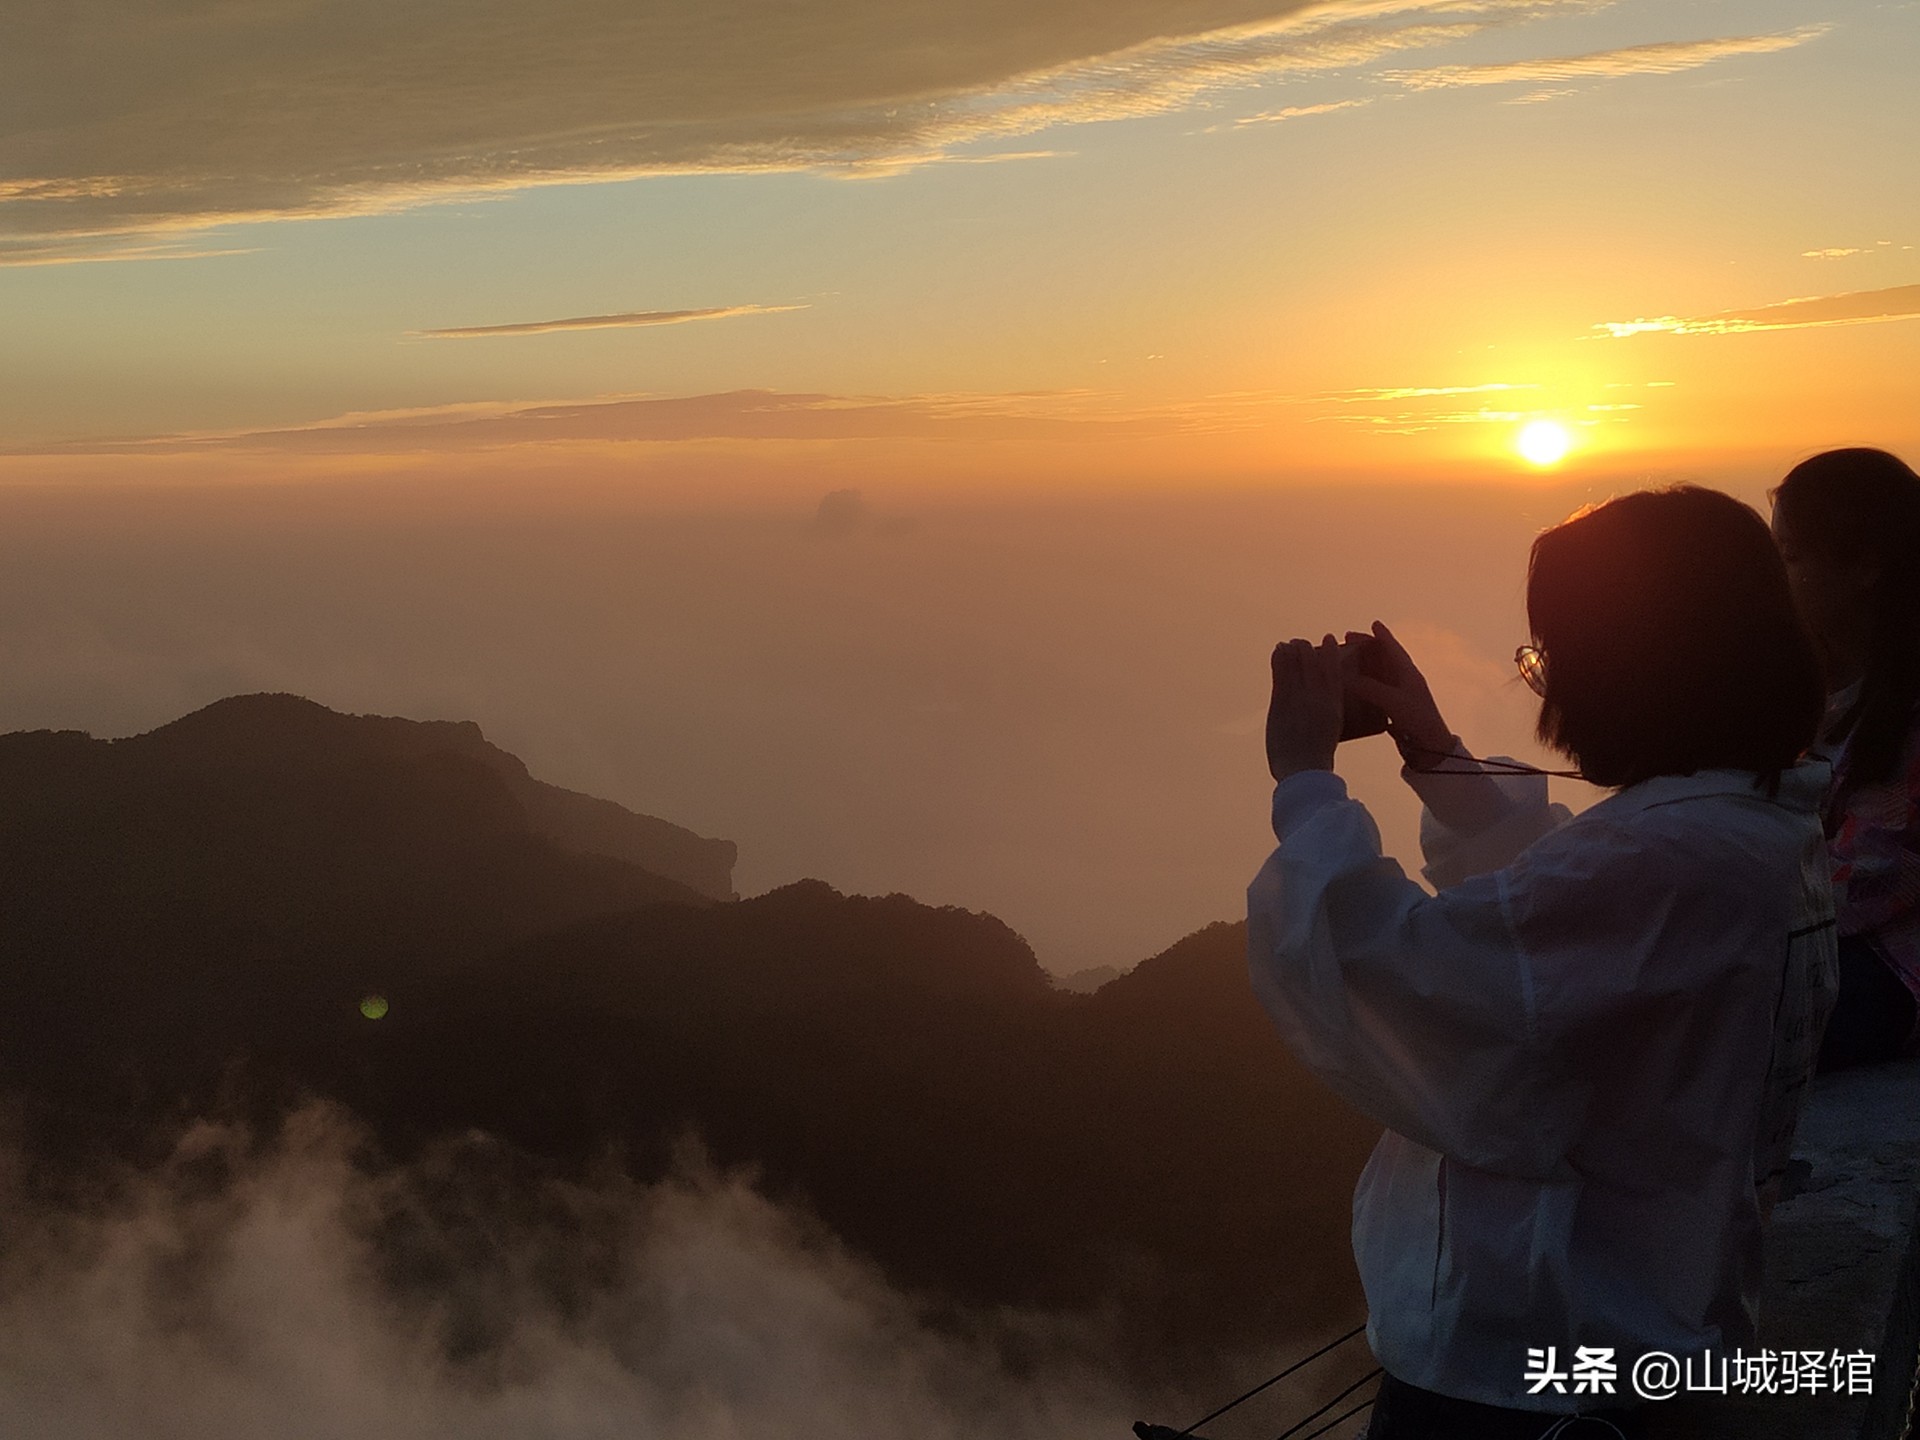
[
  {"xmin": 1246, "ymin": 770, "xmax": 1604, "ymax": 1180},
  {"xmin": 1401, "ymin": 739, "xmax": 1574, "ymax": 890}
]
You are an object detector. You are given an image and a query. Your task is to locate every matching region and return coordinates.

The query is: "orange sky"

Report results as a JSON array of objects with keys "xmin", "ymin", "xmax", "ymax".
[{"xmin": 1, "ymin": 0, "xmax": 1916, "ymax": 967}]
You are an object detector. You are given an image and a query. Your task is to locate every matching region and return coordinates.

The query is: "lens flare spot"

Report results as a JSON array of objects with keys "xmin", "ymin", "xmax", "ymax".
[
  {"xmin": 1516, "ymin": 419, "xmax": 1572, "ymax": 467},
  {"xmin": 359, "ymin": 994, "xmax": 389, "ymax": 1020}
]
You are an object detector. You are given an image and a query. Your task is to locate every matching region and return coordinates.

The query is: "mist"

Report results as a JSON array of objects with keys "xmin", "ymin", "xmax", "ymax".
[
  {"xmin": 0, "ymin": 468, "xmax": 1746, "ymax": 973},
  {"xmin": 0, "ymin": 1104, "xmax": 1192, "ymax": 1439}
]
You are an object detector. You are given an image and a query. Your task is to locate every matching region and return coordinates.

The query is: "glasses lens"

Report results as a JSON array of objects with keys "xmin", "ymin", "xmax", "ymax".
[{"xmin": 1515, "ymin": 645, "xmax": 1548, "ymax": 697}]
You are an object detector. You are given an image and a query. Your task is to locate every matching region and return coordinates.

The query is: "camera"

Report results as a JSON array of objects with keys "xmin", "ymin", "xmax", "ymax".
[{"xmin": 1338, "ymin": 635, "xmax": 1391, "ymax": 741}]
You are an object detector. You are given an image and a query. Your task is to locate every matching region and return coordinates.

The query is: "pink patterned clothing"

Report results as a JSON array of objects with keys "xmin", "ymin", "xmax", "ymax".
[{"xmin": 1822, "ymin": 694, "xmax": 1920, "ymax": 1047}]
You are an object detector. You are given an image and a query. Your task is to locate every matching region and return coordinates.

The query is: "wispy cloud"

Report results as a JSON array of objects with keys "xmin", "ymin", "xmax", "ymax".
[
  {"xmin": 0, "ymin": 238, "xmax": 259, "ymax": 267},
  {"xmin": 412, "ymin": 304, "xmax": 807, "ymax": 340},
  {"xmin": 1195, "ymin": 381, "xmax": 1649, "ymax": 435},
  {"xmin": 1231, "ymin": 98, "xmax": 1374, "ymax": 126},
  {"xmin": 1318, "ymin": 382, "xmax": 1537, "ymax": 403},
  {"xmin": 1384, "ymin": 25, "xmax": 1828, "ymax": 92},
  {"xmin": 17, "ymin": 388, "xmax": 1172, "ymax": 457},
  {"xmin": 0, "ymin": 0, "xmax": 1612, "ymax": 261},
  {"xmin": 1801, "ymin": 240, "xmax": 1910, "ymax": 259},
  {"xmin": 1308, "ymin": 398, "xmax": 1635, "ymax": 434},
  {"xmin": 1155, "ymin": 380, "xmax": 1565, "ymax": 435},
  {"xmin": 889, "ymin": 150, "xmax": 1072, "ymax": 168},
  {"xmin": 1596, "ymin": 283, "xmax": 1920, "ymax": 337}
]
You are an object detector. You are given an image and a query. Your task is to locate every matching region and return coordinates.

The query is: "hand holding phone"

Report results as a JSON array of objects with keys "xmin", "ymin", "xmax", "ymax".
[
  {"xmin": 1337, "ymin": 635, "xmax": 1392, "ymax": 741},
  {"xmin": 1266, "ymin": 635, "xmax": 1343, "ymax": 782},
  {"xmin": 1342, "ymin": 622, "xmax": 1455, "ymax": 763}
]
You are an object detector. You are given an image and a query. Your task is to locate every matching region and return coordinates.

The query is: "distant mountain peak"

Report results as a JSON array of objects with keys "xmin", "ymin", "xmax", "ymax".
[{"xmin": 124, "ymin": 693, "xmax": 735, "ymax": 900}]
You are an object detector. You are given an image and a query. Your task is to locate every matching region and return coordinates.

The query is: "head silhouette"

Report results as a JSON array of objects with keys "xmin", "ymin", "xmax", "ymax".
[
  {"xmin": 1527, "ymin": 485, "xmax": 1822, "ymax": 790},
  {"xmin": 1770, "ymin": 446, "xmax": 1920, "ymax": 786}
]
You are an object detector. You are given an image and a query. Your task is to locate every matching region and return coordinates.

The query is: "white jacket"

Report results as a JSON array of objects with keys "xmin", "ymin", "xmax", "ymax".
[{"xmin": 1246, "ymin": 753, "xmax": 1836, "ymax": 1411}]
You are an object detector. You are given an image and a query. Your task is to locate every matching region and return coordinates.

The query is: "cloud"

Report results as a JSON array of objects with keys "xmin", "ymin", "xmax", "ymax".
[
  {"xmin": 1201, "ymin": 381, "xmax": 1538, "ymax": 432},
  {"xmin": 1, "ymin": 0, "xmax": 1605, "ymax": 261},
  {"xmin": 1596, "ymin": 283, "xmax": 1920, "ymax": 338},
  {"xmin": 0, "ymin": 240, "xmax": 260, "ymax": 266},
  {"xmin": 413, "ymin": 305, "xmax": 807, "ymax": 340},
  {"xmin": 18, "ymin": 388, "xmax": 1169, "ymax": 457},
  {"xmin": 1501, "ymin": 87, "xmax": 1578, "ymax": 104},
  {"xmin": 1316, "ymin": 382, "xmax": 1536, "ymax": 402},
  {"xmin": 1230, "ymin": 98, "xmax": 1375, "ymax": 126},
  {"xmin": 1800, "ymin": 241, "xmax": 1911, "ymax": 260},
  {"xmin": 857, "ymin": 149, "xmax": 1073, "ymax": 171},
  {"xmin": 813, "ymin": 487, "xmax": 871, "ymax": 536},
  {"xmin": 0, "ymin": 1107, "xmax": 1156, "ymax": 1440},
  {"xmin": 1232, "ymin": 382, "xmax": 1643, "ymax": 435},
  {"xmin": 1383, "ymin": 24, "xmax": 1828, "ymax": 91},
  {"xmin": 1311, "ymin": 406, "xmax": 1532, "ymax": 432}
]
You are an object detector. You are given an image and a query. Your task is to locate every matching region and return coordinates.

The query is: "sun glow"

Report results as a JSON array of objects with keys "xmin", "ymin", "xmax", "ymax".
[{"xmin": 1515, "ymin": 419, "xmax": 1573, "ymax": 467}]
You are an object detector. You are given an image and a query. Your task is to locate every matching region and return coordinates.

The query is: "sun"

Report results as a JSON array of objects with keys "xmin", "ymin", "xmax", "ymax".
[{"xmin": 1516, "ymin": 419, "xmax": 1572, "ymax": 467}]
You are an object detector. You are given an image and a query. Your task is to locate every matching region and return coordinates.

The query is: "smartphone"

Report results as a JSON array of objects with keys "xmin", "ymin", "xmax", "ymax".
[{"xmin": 1338, "ymin": 636, "xmax": 1390, "ymax": 741}]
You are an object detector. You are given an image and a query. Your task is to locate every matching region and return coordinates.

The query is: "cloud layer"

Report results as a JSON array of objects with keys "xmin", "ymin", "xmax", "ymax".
[
  {"xmin": 2, "ymin": 0, "xmax": 1643, "ymax": 260},
  {"xmin": 0, "ymin": 1108, "xmax": 1155, "ymax": 1440},
  {"xmin": 1598, "ymin": 282, "xmax": 1920, "ymax": 338}
]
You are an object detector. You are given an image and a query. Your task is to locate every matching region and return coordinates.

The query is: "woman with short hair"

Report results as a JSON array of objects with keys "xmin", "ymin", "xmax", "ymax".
[
  {"xmin": 1771, "ymin": 447, "xmax": 1920, "ymax": 1070},
  {"xmin": 1251, "ymin": 485, "xmax": 1834, "ymax": 1439}
]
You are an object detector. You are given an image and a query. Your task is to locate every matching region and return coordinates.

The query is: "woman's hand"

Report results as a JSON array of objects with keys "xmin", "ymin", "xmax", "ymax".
[
  {"xmin": 1344, "ymin": 620, "xmax": 1455, "ymax": 767},
  {"xmin": 1266, "ymin": 635, "xmax": 1344, "ymax": 782}
]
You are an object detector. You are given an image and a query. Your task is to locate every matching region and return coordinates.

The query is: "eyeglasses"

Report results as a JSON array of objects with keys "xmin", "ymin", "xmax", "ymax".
[{"xmin": 1514, "ymin": 644, "xmax": 1548, "ymax": 697}]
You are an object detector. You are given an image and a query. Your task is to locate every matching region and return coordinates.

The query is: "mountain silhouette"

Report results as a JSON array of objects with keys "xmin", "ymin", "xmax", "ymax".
[
  {"xmin": 0, "ymin": 694, "xmax": 726, "ymax": 1117},
  {"xmin": 0, "ymin": 695, "xmax": 1376, "ymax": 1364}
]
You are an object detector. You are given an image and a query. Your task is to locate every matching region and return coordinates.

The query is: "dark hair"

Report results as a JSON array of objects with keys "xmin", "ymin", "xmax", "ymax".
[
  {"xmin": 1527, "ymin": 485, "xmax": 1823, "ymax": 790},
  {"xmin": 1770, "ymin": 447, "xmax": 1920, "ymax": 787}
]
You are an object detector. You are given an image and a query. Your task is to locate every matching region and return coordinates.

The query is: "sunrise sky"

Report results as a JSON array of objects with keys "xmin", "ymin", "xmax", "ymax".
[{"xmin": 2, "ymin": 0, "xmax": 1917, "ymax": 968}]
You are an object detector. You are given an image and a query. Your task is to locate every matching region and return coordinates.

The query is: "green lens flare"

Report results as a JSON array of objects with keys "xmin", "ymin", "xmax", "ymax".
[{"xmin": 359, "ymin": 994, "xmax": 389, "ymax": 1020}]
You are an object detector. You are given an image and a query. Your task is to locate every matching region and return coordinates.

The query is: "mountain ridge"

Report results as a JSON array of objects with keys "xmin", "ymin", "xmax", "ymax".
[
  {"xmin": 138, "ymin": 692, "xmax": 738, "ymax": 898},
  {"xmin": 0, "ymin": 693, "xmax": 1376, "ymax": 1364}
]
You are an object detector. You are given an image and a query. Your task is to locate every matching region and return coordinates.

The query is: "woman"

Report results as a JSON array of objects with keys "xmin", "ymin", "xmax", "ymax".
[
  {"xmin": 1250, "ymin": 486, "xmax": 1833, "ymax": 1438},
  {"xmin": 1771, "ymin": 447, "xmax": 1920, "ymax": 1070}
]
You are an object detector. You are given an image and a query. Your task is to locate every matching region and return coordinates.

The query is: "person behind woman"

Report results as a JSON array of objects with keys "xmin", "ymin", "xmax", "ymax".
[
  {"xmin": 1771, "ymin": 447, "xmax": 1920, "ymax": 1070},
  {"xmin": 1251, "ymin": 486, "xmax": 1834, "ymax": 1439}
]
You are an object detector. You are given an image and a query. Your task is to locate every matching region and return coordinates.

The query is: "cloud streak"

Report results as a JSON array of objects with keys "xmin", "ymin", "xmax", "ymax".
[
  {"xmin": 413, "ymin": 305, "xmax": 807, "ymax": 340},
  {"xmin": 1, "ymin": 0, "xmax": 1613, "ymax": 261},
  {"xmin": 1231, "ymin": 98, "xmax": 1374, "ymax": 126},
  {"xmin": 1597, "ymin": 283, "xmax": 1920, "ymax": 338},
  {"xmin": 1318, "ymin": 382, "xmax": 1536, "ymax": 402},
  {"xmin": 1193, "ymin": 381, "xmax": 1648, "ymax": 436},
  {"xmin": 18, "ymin": 388, "xmax": 1172, "ymax": 457},
  {"xmin": 1384, "ymin": 25, "xmax": 1827, "ymax": 91}
]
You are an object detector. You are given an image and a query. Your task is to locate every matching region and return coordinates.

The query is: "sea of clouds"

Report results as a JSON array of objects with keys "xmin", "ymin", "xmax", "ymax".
[{"xmin": 0, "ymin": 1104, "xmax": 1181, "ymax": 1440}]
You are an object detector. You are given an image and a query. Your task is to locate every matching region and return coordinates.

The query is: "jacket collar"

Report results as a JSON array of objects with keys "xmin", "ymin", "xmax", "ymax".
[{"xmin": 1589, "ymin": 757, "xmax": 1831, "ymax": 821}]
